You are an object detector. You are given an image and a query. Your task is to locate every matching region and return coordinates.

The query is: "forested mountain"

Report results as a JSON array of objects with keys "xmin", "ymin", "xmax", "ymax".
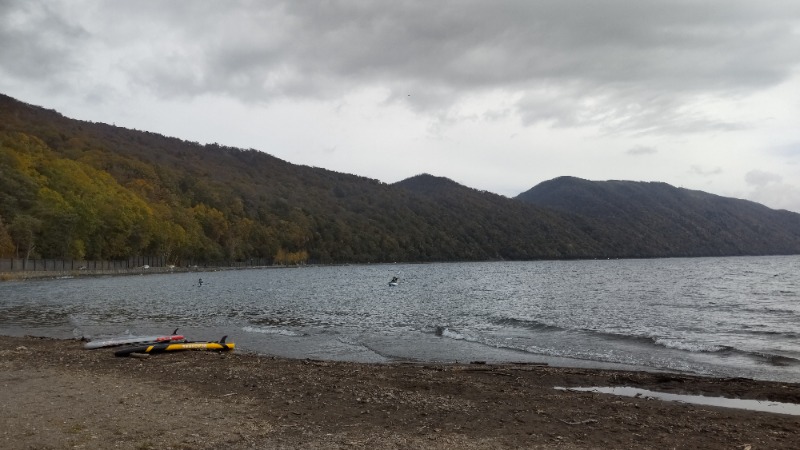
[
  {"xmin": 516, "ymin": 176, "xmax": 800, "ymax": 257},
  {"xmin": 1, "ymin": 93, "xmax": 799, "ymax": 265},
  {"xmin": 394, "ymin": 174, "xmax": 603, "ymax": 259}
]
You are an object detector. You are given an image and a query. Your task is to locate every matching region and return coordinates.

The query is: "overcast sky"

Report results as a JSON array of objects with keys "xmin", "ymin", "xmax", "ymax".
[{"xmin": 2, "ymin": 1, "xmax": 800, "ymax": 212}]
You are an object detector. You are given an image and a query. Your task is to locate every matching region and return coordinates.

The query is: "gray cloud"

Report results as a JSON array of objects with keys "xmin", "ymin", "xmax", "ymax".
[
  {"xmin": 691, "ymin": 165, "xmax": 723, "ymax": 177},
  {"xmin": 626, "ymin": 145, "xmax": 657, "ymax": 156},
  {"xmin": 0, "ymin": 1, "xmax": 88, "ymax": 82},
  {"xmin": 746, "ymin": 170, "xmax": 783, "ymax": 187},
  {"xmin": 745, "ymin": 170, "xmax": 800, "ymax": 211},
  {"xmin": 769, "ymin": 142, "xmax": 800, "ymax": 159},
  {"xmin": 4, "ymin": 1, "xmax": 800, "ymax": 134}
]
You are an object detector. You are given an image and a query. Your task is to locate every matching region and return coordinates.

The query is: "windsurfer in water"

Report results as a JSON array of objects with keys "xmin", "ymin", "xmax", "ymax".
[
  {"xmin": 390, "ymin": 276, "xmax": 399, "ymax": 284},
  {"xmin": 198, "ymin": 278, "xmax": 203, "ymax": 286}
]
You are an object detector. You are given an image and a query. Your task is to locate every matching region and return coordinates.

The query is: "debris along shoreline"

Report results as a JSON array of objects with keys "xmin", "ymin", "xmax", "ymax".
[{"xmin": 2, "ymin": 335, "xmax": 798, "ymax": 449}]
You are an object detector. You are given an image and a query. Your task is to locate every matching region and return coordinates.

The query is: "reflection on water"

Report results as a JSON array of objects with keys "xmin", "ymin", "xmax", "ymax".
[{"xmin": 556, "ymin": 386, "xmax": 800, "ymax": 416}]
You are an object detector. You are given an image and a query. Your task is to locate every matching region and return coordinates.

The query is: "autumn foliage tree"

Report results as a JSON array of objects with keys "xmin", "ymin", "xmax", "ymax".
[
  {"xmin": 2, "ymin": 92, "xmax": 800, "ymax": 267},
  {"xmin": 0, "ymin": 215, "xmax": 15, "ymax": 257}
]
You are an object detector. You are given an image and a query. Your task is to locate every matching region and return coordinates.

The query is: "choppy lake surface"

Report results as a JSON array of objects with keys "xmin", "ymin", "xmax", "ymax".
[{"xmin": 1, "ymin": 256, "xmax": 798, "ymax": 382}]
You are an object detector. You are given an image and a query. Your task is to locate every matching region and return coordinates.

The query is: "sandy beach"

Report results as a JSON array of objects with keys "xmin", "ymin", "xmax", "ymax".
[{"xmin": 1, "ymin": 335, "xmax": 798, "ymax": 449}]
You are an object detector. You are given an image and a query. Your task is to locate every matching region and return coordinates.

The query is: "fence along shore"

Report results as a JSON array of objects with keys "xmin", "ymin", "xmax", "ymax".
[{"xmin": 0, "ymin": 257, "xmax": 276, "ymax": 280}]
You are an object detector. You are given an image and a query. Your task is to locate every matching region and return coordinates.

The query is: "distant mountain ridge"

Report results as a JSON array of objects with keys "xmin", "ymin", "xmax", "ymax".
[
  {"xmin": 517, "ymin": 176, "xmax": 800, "ymax": 257},
  {"xmin": 2, "ymin": 92, "xmax": 800, "ymax": 263}
]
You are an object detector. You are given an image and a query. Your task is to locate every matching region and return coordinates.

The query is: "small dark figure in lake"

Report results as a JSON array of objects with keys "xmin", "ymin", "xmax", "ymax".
[{"xmin": 199, "ymin": 278, "xmax": 203, "ymax": 286}]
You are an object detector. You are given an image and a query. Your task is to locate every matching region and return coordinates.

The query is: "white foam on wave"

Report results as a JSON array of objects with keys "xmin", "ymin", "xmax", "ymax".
[
  {"xmin": 441, "ymin": 328, "xmax": 465, "ymax": 340},
  {"xmin": 242, "ymin": 325, "xmax": 304, "ymax": 337},
  {"xmin": 654, "ymin": 337, "xmax": 726, "ymax": 353},
  {"xmin": 435, "ymin": 325, "xmax": 468, "ymax": 341}
]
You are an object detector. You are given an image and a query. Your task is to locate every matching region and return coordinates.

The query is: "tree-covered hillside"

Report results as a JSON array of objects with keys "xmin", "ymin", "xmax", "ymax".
[
  {"xmin": 0, "ymin": 95, "xmax": 600, "ymax": 264},
  {"xmin": 2, "ymin": 93, "xmax": 800, "ymax": 264},
  {"xmin": 516, "ymin": 176, "xmax": 800, "ymax": 257}
]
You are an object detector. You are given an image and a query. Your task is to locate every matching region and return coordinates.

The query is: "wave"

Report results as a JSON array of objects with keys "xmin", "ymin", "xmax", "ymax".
[
  {"xmin": 735, "ymin": 328, "xmax": 799, "ymax": 339},
  {"xmin": 491, "ymin": 317, "xmax": 567, "ymax": 332},
  {"xmin": 435, "ymin": 322, "xmax": 800, "ymax": 369},
  {"xmin": 739, "ymin": 306, "xmax": 799, "ymax": 316},
  {"xmin": 748, "ymin": 352, "xmax": 800, "ymax": 367},
  {"xmin": 652, "ymin": 338, "xmax": 730, "ymax": 353},
  {"xmin": 434, "ymin": 325, "xmax": 466, "ymax": 340},
  {"xmin": 248, "ymin": 316, "xmax": 299, "ymax": 326},
  {"xmin": 242, "ymin": 325, "xmax": 305, "ymax": 337},
  {"xmin": 590, "ymin": 331, "xmax": 800, "ymax": 366},
  {"xmin": 432, "ymin": 324, "xmax": 651, "ymax": 367},
  {"xmin": 713, "ymin": 346, "xmax": 800, "ymax": 367},
  {"xmin": 490, "ymin": 317, "xmax": 779, "ymax": 358},
  {"xmin": 581, "ymin": 332, "xmax": 800, "ymax": 367}
]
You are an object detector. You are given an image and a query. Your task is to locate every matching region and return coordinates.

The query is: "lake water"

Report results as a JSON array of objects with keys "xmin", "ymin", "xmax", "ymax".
[{"xmin": 1, "ymin": 256, "xmax": 798, "ymax": 383}]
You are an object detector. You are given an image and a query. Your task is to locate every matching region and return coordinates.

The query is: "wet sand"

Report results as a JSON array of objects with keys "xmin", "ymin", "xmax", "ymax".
[{"xmin": 1, "ymin": 335, "xmax": 798, "ymax": 449}]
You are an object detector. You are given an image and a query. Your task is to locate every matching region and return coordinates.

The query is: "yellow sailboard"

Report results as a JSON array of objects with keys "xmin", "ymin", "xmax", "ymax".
[{"xmin": 115, "ymin": 336, "xmax": 234, "ymax": 357}]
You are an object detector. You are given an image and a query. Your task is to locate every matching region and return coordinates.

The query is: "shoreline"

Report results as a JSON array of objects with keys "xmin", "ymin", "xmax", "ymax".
[
  {"xmin": 0, "ymin": 265, "xmax": 265, "ymax": 282},
  {"xmin": 2, "ymin": 335, "xmax": 799, "ymax": 449},
  {"xmin": 2, "ymin": 264, "xmax": 798, "ymax": 386}
]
